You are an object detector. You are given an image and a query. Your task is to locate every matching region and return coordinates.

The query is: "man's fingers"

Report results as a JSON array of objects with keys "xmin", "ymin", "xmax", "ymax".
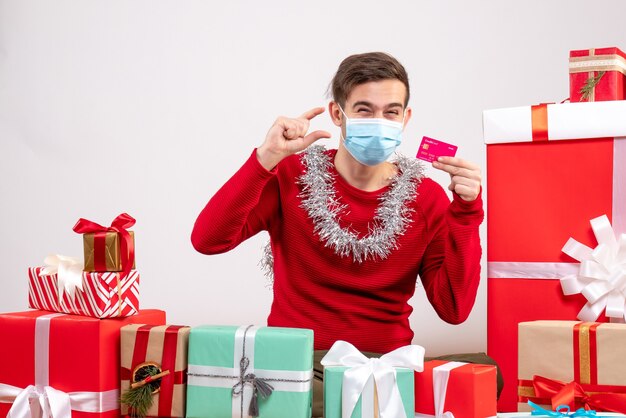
[
  {"xmin": 302, "ymin": 130, "xmax": 332, "ymax": 147},
  {"xmin": 436, "ymin": 156, "xmax": 480, "ymax": 171},
  {"xmin": 433, "ymin": 163, "xmax": 481, "ymax": 181},
  {"xmin": 299, "ymin": 106, "xmax": 326, "ymax": 121}
]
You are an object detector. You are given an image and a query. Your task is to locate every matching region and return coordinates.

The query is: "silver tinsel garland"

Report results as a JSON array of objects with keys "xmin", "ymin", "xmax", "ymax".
[{"xmin": 260, "ymin": 145, "xmax": 424, "ymax": 283}]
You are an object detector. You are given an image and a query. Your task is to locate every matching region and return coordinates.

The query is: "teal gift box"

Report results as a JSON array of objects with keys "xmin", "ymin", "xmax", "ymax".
[
  {"xmin": 186, "ymin": 325, "xmax": 314, "ymax": 418},
  {"xmin": 323, "ymin": 367, "xmax": 414, "ymax": 418}
]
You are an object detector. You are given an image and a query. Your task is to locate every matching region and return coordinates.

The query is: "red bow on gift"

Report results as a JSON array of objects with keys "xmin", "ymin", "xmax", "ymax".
[
  {"xmin": 532, "ymin": 375, "xmax": 626, "ymax": 414},
  {"xmin": 72, "ymin": 213, "xmax": 136, "ymax": 281}
]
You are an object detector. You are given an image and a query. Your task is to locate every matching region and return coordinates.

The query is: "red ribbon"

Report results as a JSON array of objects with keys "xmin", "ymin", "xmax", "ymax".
[
  {"xmin": 532, "ymin": 375, "xmax": 626, "ymax": 414},
  {"xmin": 531, "ymin": 103, "xmax": 549, "ymax": 142},
  {"xmin": 72, "ymin": 213, "xmax": 135, "ymax": 282}
]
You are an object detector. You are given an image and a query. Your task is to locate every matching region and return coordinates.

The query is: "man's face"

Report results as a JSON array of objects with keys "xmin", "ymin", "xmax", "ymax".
[{"xmin": 330, "ymin": 79, "xmax": 411, "ymax": 129}]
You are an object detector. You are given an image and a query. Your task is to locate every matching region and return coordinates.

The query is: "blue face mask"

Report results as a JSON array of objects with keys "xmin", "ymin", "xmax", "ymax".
[{"xmin": 339, "ymin": 106, "xmax": 405, "ymax": 166}]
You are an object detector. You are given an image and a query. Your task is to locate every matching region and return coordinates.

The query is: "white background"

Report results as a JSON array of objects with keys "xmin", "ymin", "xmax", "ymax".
[{"xmin": 1, "ymin": 0, "xmax": 625, "ymax": 355}]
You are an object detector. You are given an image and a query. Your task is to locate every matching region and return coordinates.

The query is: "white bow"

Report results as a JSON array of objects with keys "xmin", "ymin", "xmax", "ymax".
[
  {"xmin": 561, "ymin": 215, "xmax": 626, "ymax": 322},
  {"xmin": 321, "ymin": 340, "xmax": 424, "ymax": 418},
  {"xmin": 2, "ymin": 384, "xmax": 71, "ymax": 418},
  {"xmin": 39, "ymin": 255, "xmax": 84, "ymax": 301}
]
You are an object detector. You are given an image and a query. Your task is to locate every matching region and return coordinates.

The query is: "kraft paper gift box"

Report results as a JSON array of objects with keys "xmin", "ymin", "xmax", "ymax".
[
  {"xmin": 120, "ymin": 324, "xmax": 191, "ymax": 417},
  {"xmin": 569, "ymin": 47, "xmax": 626, "ymax": 102},
  {"xmin": 321, "ymin": 340, "xmax": 423, "ymax": 418},
  {"xmin": 483, "ymin": 100, "xmax": 626, "ymax": 411},
  {"xmin": 517, "ymin": 321, "xmax": 626, "ymax": 414},
  {"xmin": 414, "ymin": 360, "xmax": 498, "ymax": 418},
  {"xmin": 28, "ymin": 266, "xmax": 140, "ymax": 318},
  {"xmin": 0, "ymin": 309, "xmax": 166, "ymax": 418},
  {"xmin": 73, "ymin": 213, "xmax": 136, "ymax": 273},
  {"xmin": 186, "ymin": 325, "xmax": 314, "ymax": 418}
]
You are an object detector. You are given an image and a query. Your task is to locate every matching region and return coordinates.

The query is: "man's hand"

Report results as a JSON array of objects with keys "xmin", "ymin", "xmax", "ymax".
[
  {"xmin": 256, "ymin": 107, "xmax": 332, "ymax": 170},
  {"xmin": 432, "ymin": 157, "xmax": 482, "ymax": 202}
]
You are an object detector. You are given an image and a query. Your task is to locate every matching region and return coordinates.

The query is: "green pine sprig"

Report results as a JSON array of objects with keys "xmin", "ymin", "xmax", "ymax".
[
  {"xmin": 120, "ymin": 364, "xmax": 161, "ymax": 418},
  {"xmin": 579, "ymin": 71, "xmax": 606, "ymax": 101}
]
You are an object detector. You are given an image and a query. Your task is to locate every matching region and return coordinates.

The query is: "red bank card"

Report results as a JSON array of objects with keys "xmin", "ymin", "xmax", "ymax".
[{"xmin": 416, "ymin": 136, "xmax": 458, "ymax": 162}]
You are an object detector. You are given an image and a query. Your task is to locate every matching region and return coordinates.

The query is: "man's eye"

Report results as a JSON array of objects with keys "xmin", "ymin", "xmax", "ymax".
[
  {"xmin": 386, "ymin": 110, "xmax": 399, "ymax": 115},
  {"xmin": 357, "ymin": 108, "xmax": 370, "ymax": 113}
]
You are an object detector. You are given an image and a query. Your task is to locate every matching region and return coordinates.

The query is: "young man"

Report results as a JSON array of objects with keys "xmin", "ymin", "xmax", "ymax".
[{"xmin": 192, "ymin": 52, "xmax": 493, "ymax": 416}]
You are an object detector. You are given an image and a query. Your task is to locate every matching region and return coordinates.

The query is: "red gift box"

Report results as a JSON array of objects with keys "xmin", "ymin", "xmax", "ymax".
[
  {"xmin": 483, "ymin": 101, "xmax": 626, "ymax": 411},
  {"xmin": 28, "ymin": 267, "xmax": 140, "ymax": 318},
  {"xmin": 569, "ymin": 47, "xmax": 626, "ymax": 102},
  {"xmin": 414, "ymin": 360, "xmax": 497, "ymax": 418},
  {"xmin": 0, "ymin": 309, "xmax": 166, "ymax": 418}
]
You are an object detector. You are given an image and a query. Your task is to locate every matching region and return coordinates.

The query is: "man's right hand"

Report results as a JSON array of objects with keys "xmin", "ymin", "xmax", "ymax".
[{"xmin": 256, "ymin": 107, "xmax": 332, "ymax": 170}]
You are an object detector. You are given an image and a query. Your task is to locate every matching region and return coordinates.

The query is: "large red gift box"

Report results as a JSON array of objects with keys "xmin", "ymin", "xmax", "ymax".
[
  {"xmin": 28, "ymin": 267, "xmax": 140, "ymax": 318},
  {"xmin": 569, "ymin": 47, "xmax": 626, "ymax": 102},
  {"xmin": 483, "ymin": 101, "xmax": 626, "ymax": 411},
  {"xmin": 0, "ymin": 309, "xmax": 166, "ymax": 418},
  {"xmin": 414, "ymin": 360, "xmax": 497, "ymax": 418}
]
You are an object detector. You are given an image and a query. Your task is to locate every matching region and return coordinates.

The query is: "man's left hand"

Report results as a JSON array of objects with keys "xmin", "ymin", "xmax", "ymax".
[{"xmin": 432, "ymin": 157, "xmax": 482, "ymax": 202}]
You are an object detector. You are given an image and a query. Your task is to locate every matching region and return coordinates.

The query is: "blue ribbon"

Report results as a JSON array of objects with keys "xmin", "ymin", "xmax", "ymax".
[{"xmin": 529, "ymin": 401, "xmax": 597, "ymax": 417}]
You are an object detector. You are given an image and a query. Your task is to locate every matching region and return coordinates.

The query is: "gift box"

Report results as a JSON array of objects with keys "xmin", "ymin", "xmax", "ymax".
[
  {"xmin": 73, "ymin": 213, "xmax": 136, "ymax": 273},
  {"xmin": 569, "ymin": 47, "xmax": 626, "ymax": 102},
  {"xmin": 414, "ymin": 360, "xmax": 497, "ymax": 418},
  {"xmin": 483, "ymin": 100, "xmax": 626, "ymax": 411},
  {"xmin": 186, "ymin": 325, "xmax": 313, "ymax": 418},
  {"xmin": 517, "ymin": 321, "xmax": 626, "ymax": 414},
  {"xmin": 0, "ymin": 309, "xmax": 166, "ymax": 418},
  {"xmin": 28, "ymin": 266, "xmax": 140, "ymax": 318},
  {"xmin": 321, "ymin": 341, "xmax": 423, "ymax": 418},
  {"xmin": 120, "ymin": 324, "xmax": 190, "ymax": 417}
]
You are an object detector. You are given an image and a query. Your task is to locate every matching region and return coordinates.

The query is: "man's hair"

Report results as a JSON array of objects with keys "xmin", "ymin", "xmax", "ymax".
[{"xmin": 329, "ymin": 52, "xmax": 410, "ymax": 108}]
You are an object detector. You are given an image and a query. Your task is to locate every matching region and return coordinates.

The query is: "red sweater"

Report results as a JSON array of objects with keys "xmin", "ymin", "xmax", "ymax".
[{"xmin": 191, "ymin": 149, "xmax": 484, "ymax": 353}]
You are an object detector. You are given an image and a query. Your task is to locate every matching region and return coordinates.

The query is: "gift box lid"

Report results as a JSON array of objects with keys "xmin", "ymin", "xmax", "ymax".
[
  {"xmin": 483, "ymin": 101, "xmax": 626, "ymax": 144},
  {"xmin": 570, "ymin": 46, "xmax": 626, "ymax": 74}
]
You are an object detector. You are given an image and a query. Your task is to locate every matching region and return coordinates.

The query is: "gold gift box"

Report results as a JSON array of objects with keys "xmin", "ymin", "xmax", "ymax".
[{"xmin": 82, "ymin": 231, "xmax": 135, "ymax": 272}]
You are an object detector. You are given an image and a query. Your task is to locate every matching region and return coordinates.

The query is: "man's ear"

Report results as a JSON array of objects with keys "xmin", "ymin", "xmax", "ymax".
[
  {"xmin": 403, "ymin": 106, "xmax": 413, "ymax": 129},
  {"xmin": 328, "ymin": 102, "xmax": 343, "ymax": 127}
]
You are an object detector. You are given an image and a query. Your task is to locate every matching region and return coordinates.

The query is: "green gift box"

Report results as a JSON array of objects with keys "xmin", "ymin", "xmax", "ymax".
[
  {"xmin": 323, "ymin": 367, "xmax": 414, "ymax": 418},
  {"xmin": 186, "ymin": 325, "xmax": 314, "ymax": 418}
]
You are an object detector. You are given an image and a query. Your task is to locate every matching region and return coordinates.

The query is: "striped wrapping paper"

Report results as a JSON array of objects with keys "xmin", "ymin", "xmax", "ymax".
[{"xmin": 28, "ymin": 266, "xmax": 140, "ymax": 318}]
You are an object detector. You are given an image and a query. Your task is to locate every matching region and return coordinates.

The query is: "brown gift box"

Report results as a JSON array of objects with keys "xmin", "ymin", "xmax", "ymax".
[
  {"xmin": 517, "ymin": 321, "xmax": 626, "ymax": 412},
  {"xmin": 121, "ymin": 324, "xmax": 191, "ymax": 417},
  {"xmin": 83, "ymin": 230, "xmax": 135, "ymax": 272}
]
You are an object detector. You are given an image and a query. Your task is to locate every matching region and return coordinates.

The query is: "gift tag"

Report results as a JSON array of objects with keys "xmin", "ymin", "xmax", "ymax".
[{"xmin": 416, "ymin": 136, "xmax": 458, "ymax": 163}]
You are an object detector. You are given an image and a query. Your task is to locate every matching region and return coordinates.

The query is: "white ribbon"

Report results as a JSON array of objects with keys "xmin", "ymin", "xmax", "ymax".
[
  {"xmin": 321, "ymin": 340, "xmax": 425, "ymax": 418},
  {"xmin": 39, "ymin": 255, "xmax": 84, "ymax": 301},
  {"xmin": 560, "ymin": 214, "xmax": 626, "ymax": 322},
  {"xmin": 0, "ymin": 313, "xmax": 119, "ymax": 418},
  {"xmin": 414, "ymin": 362, "xmax": 467, "ymax": 418}
]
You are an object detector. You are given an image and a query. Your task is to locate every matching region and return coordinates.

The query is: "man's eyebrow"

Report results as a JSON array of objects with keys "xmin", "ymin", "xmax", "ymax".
[
  {"xmin": 350, "ymin": 101, "xmax": 404, "ymax": 109},
  {"xmin": 351, "ymin": 101, "xmax": 373, "ymax": 108}
]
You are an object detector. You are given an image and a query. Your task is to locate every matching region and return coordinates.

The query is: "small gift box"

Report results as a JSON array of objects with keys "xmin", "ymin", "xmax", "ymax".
[
  {"xmin": 482, "ymin": 100, "xmax": 626, "ymax": 411},
  {"xmin": 414, "ymin": 360, "xmax": 497, "ymax": 418},
  {"xmin": 0, "ymin": 309, "xmax": 166, "ymax": 418},
  {"xmin": 186, "ymin": 325, "xmax": 314, "ymax": 418},
  {"xmin": 28, "ymin": 259, "xmax": 140, "ymax": 318},
  {"xmin": 120, "ymin": 324, "xmax": 191, "ymax": 417},
  {"xmin": 569, "ymin": 47, "xmax": 626, "ymax": 102},
  {"xmin": 73, "ymin": 213, "xmax": 136, "ymax": 273},
  {"xmin": 518, "ymin": 321, "xmax": 626, "ymax": 414},
  {"xmin": 321, "ymin": 340, "xmax": 424, "ymax": 418}
]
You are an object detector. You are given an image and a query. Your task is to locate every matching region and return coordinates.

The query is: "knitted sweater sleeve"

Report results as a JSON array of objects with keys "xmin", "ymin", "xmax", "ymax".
[
  {"xmin": 418, "ymin": 180, "xmax": 484, "ymax": 324},
  {"xmin": 191, "ymin": 149, "xmax": 279, "ymax": 254}
]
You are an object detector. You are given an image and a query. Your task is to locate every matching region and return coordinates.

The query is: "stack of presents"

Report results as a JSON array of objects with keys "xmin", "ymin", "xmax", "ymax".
[{"xmin": 0, "ymin": 46, "xmax": 625, "ymax": 418}]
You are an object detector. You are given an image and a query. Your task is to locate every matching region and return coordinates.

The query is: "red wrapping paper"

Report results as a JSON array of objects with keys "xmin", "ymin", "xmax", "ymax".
[
  {"xmin": 0, "ymin": 309, "xmax": 166, "ymax": 418},
  {"xmin": 487, "ymin": 137, "xmax": 616, "ymax": 411},
  {"xmin": 28, "ymin": 267, "xmax": 140, "ymax": 318},
  {"xmin": 414, "ymin": 360, "xmax": 497, "ymax": 418},
  {"xmin": 569, "ymin": 47, "xmax": 626, "ymax": 102}
]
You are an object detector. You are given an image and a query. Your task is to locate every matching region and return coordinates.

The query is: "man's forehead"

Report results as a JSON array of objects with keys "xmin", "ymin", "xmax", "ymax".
[{"xmin": 345, "ymin": 79, "xmax": 408, "ymax": 107}]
